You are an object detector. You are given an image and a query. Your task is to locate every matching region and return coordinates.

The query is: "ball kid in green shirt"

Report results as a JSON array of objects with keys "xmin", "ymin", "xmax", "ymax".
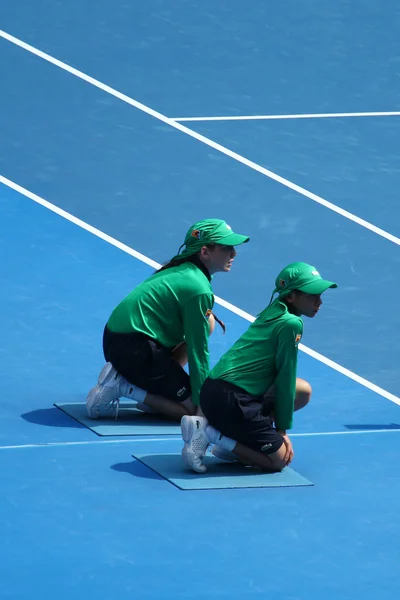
[
  {"xmin": 86, "ymin": 219, "xmax": 249, "ymax": 421},
  {"xmin": 181, "ymin": 262, "xmax": 337, "ymax": 474}
]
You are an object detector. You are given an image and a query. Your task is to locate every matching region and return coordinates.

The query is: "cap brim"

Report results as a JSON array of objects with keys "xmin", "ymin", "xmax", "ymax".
[
  {"xmin": 217, "ymin": 233, "xmax": 250, "ymax": 246},
  {"xmin": 298, "ymin": 280, "xmax": 337, "ymax": 295}
]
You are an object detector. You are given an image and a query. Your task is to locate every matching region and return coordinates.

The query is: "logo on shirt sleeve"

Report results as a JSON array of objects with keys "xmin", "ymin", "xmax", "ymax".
[
  {"xmin": 205, "ymin": 309, "xmax": 212, "ymax": 319},
  {"xmin": 295, "ymin": 334, "xmax": 302, "ymax": 344}
]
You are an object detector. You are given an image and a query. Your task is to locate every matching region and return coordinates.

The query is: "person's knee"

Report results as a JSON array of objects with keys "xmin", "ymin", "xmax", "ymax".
[
  {"xmin": 295, "ymin": 378, "xmax": 312, "ymax": 410},
  {"xmin": 259, "ymin": 452, "xmax": 286, "ymax": 472},
  {"xmin": 255, "ymin": 441, "xmax": 287, "ymax": 472}
]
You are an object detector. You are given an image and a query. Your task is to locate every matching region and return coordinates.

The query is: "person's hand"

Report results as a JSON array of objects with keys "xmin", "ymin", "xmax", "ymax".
[{"xmin": 276, "ymin": 431, "xmax": 294, "ymax": 465}]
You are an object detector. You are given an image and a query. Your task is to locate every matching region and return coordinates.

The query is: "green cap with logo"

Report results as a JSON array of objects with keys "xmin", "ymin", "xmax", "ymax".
[
  {"xmin": 272, "ymin": 261, "xmax": 337, "ymax": 299},
  {"xmin": 172, "ymin": 218, "xmax": 250, "ymax": 261}
]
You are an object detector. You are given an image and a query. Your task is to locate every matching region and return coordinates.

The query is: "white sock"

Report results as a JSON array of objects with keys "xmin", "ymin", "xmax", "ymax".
[
  {"xmin": 119, "ymin": 377, "xmax": 147, "ymax": 403},
  {"xmin": 205, "ymin": 425, "xmax": 236, "ymax": 452}
]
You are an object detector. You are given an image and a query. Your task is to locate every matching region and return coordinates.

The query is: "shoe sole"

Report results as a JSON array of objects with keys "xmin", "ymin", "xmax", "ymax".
[
  {"xmin": 86, "ymin": 385, "xmax": 102, "ymax": 419},
  {"xmin": 181, "ymin": 446, "xmax": 191, "ymax": 468},
  {"xmin": 86, "ymin": 363, "xmax": 117, "ymax": 419},
  {"xmin": 180, "ymin": 416, "xmax": 209, "ymax": 474},
  {"xmin": 97, "ymin": 363, "xmax": 116, "ymax": 385},
  {"xmin": 180, "ymin": 415, "xmax": 193, "ymax": 443}
]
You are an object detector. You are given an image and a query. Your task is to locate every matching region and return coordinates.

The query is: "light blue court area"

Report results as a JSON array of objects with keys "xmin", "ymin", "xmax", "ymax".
[
  {"xmin": 2, "ymin": 2, "xmax": 400, "ymax": 599},
  {"xmin": 1, "ymin": 435, "xmax": 400, "ymax": 600}
]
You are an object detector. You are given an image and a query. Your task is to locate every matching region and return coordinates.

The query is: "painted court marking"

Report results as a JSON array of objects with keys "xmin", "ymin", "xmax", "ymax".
[
  {"xmin": 1, "ymin": 29, "xmax": 400, "ymax": 247},
  {"xmin": 1, "ymin": 174, "xmax": 400, "ymax": 409},
  {"xmin": 0, "ymin": 428, "xmax": 400, "ymax": 451},
  {"xmin": 172, "ymin": 111, "xmax": 400, "ymax": 122}
]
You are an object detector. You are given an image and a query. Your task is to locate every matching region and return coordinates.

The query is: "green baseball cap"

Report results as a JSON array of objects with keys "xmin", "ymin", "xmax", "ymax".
[
  {"xmin": 172, "ymin": 218, "xmax": 250, "ymax": 260},
  {"xmin": 273, "ymin": 262, "xmax": 337, "ymax": 297}
]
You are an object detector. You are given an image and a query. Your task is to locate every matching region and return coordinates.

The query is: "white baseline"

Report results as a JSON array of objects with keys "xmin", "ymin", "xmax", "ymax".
[
  {"xmin": 172, "ymin": 111, "xmax": 400, "ymax": 122},
  {"xmin": 0, "ymin": 427, "xmax": 399, "ymax": 451}
]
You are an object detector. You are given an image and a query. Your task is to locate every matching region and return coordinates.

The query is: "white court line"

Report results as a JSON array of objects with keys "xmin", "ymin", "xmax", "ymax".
[
  {"xmin": 0, "ymin": 438, "xmax": 181, "ymax": 450},
  {"xmin": 1, "ymin": 30, "xmax": 400, "ymax": 247},
  {"xmin": 1, "ymin": 175, "xmax": 400, "ymax": 409},
  {"xmin": 291, "ymin": 428, "xmax": 400, "ymax": 437},
  {"xmin": 172, "ymin": 111, "xmax": 400, "ymax": 122},
  {"xmin": 1, "ymin": 428, "xmax": 400, "ymax": 450}
]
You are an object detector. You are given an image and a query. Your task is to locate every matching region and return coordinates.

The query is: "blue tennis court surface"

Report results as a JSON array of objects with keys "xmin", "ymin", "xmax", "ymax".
[{"xmin": 1, "ymin": 2, "xmax": 400, "ymax": 598}]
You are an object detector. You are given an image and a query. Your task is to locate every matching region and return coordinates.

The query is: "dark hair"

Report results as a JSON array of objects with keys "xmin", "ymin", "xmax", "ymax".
[
  {"xmin": 156, "ymin": 244, "xmax": 217, "ymax": 273},
  {"xmin": 156, "ymin": 255, "xmax": 193, "ymax": 273},
  {"xmin": 211, "ymin": 311, "xmax": 226, "ymax": 334}
]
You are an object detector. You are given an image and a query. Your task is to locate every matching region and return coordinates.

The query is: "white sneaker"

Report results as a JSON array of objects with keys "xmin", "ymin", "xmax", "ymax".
[
  {"xmin": 211, "ymin": 445, "xmax": 238, "ymax": 462},
  {"xmin": 181, "ymin": 415, "xmax": 210, "ymax": 474},
  {"xmin": 86, "ymin": 363, "xmax": 121, "ymax": 419}
]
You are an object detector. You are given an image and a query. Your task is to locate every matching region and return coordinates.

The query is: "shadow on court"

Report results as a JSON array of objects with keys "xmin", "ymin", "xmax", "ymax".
[
  {"xmin": 111, "ymin": 460, "xmax": 162, "ymax": 481},
  {"xmin": 21, "ymin": 406, "xmax": 85, "ymax": 429}
]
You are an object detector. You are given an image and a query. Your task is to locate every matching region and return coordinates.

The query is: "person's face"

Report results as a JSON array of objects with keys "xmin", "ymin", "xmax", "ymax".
[
  {"xmin": 200, "ymin": 245, "xmax": 237, "ymax": 274},
  {"xmin": 285, "ymin": 290, "xmax": 323, "ymax": 318}
]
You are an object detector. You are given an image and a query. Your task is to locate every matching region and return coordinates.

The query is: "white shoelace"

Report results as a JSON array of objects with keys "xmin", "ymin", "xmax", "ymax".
[{"xmin": 107, "ymin": 398, "xmax": 120, "ymax": 420}]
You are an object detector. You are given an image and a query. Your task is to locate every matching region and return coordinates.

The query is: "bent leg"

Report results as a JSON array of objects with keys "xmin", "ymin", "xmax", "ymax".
[
  {"xmin": 199, "ymin": 378, "xmax": 288, "ymax": 472},
  {"xmin": 293, "ymin": 378, "xmax": 312, "ymax": 411},
  {"xmin": 263, "ymin": 378, "xmax": 312, "ymax": 417},
  {"xmin": 230, "ymin": 441, "xmax": 286, "ymax": 472},
  {"xmin": 142, "ymin": 392, "xmax": 194, "ymax": 420}
]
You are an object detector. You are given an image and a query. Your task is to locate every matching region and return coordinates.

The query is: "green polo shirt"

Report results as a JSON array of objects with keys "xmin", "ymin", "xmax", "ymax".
[
  {"xmin": 210, "ymin": 299, "xmax": 303, "ymax": 431},
  {"xmin": 106, "ymin": 261, "xmax": 214, "ymax": 405}
]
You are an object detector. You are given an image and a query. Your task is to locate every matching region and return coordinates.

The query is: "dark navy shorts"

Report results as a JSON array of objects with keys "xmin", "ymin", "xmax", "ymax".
[
  {"xmin": 102, "ymin": 326, "xmax": 191, "ymax": 402},
  {"xmin": 200, "ymin": 377, "xmax": 283, "ymax": 454}
]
